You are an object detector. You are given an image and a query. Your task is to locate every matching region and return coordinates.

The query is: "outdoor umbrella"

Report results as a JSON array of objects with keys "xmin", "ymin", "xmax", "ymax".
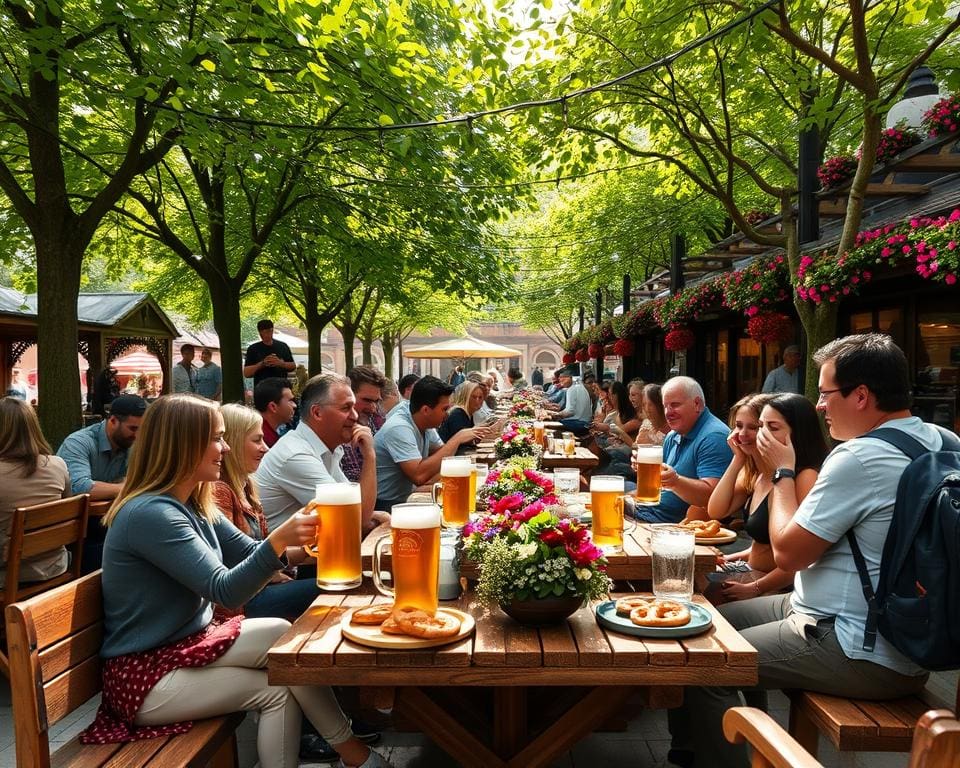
[
  {"xmin": 403, "ymin": 334, "xmax": 522, "ymax": 359},
  {"xmin": 109, "ymin": 350, "xmax": 163, "ymax": 375}
]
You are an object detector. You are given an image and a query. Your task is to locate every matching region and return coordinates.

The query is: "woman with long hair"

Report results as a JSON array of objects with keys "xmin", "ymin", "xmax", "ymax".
[
  {"xmin": 591, "ymin": 380, "xmax": 642, "ymax": 448},
  {"xmin": 438, "ymin": 380, "xmax": 488, "ymax": 451},
  {"xmin": 213, "ymin": 403, "xmax": 317, "ymax": 620},
  {"xmin": 84, "ymin": 395, "xmax": 389, "ymax": 768},
  {"xmin": 0, "ymin": 397, "xmax": 71, "ymax": 582},
  {"xmin": 705, "ymin": 392, "xmax": 826, "ymax": 603},
  {"xmin": 634, "ymin": 382, "xmax": 668, "ymax": 445}
]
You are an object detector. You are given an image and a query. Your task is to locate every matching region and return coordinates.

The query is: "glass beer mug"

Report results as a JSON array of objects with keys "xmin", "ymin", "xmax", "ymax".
[
  {"xmin": 373, "ymin": 503, "xmax": 442, "ymax": 614},
  {"xmin": 634, "ymin": 445, "xmax": 664, "ymax": 504},
  {"xmin": 590, "ymin": 475, "xmax": 633, "ymax": 551},
  {"xmin": 304, "ymin": 482, "xmax": 362, "ymax": 591},
  {"xmin": 562, "ymin": 431, "xmax": 576, "ymax": 457},
  {"xmin": 432, "ymin": 456, "xmax": 472, "ymax": 528}
]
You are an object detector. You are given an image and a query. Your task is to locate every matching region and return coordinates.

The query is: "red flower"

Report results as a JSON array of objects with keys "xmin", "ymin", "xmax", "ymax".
[
  {"xmin": 539, "ymin": 528, "xmax": 564, "ymax": 547},
  {"xmin": 612, "ymin": 338, "xmax": 634, "ymax": 357},
  {"xmin": 664, "ymin": 327, "xmax": 695, "ymax": 351},
  {"xmin": 587, "ymin": 342, "xmax": 604, "ymax": 359},
  {"xmin": 746, "ymin": 312, "xmax": 792, "ymax": 344},
  {"xmin": 575, "ymin": 348, "xmax": 589, "ymax": 362},
  {"xmin": 562, "ymin": 352, "xmax": 575, "ymax": 365}
]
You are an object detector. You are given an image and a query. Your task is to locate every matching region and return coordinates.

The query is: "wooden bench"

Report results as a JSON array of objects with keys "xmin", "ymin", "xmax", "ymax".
[
  {"xmin": 787, "ymin": 681, "xmax": 958, "ymax": 757},
  {"xmin": 5, "ymin": 570, "xmax": 243, "ymax": 768}
]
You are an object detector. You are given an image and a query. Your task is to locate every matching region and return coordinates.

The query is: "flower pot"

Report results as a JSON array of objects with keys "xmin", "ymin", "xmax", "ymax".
[{"xmin": 499, "ymin": 595, "xmax": 584, "ymax": 626}]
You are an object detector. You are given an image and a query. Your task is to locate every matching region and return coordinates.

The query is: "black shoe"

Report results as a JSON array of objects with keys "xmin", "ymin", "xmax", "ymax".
[
  {"xmin": 350, "ymin": 717, "xmax": 382, "ymax": 744},
  {"xmin": 666, "ymin": 748, "xmax": 695, "ymax": 768},
  {"xmin": 299, "ymin": 733, "xmax": 339, "ymax": 763}
]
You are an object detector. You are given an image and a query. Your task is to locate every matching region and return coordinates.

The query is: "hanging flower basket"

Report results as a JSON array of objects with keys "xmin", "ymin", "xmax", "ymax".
[
  {"xmin": 870, "ymin": 127, "xmax": 922, "ymax": 165},
  {"xmin": 664, "ymin": 327, "xmax": 695, "ymax": 352},
  {"xmin": 562, "ymin": 352, "xmax": 575, "ymax": 365},
  {"xmin": 612, "ymin": 338, "xmax": 635, "ymax": 357},
  {"xmin": 587, "ymin": 342, "xmax": 604, "ymax": 359},
  {"xmin": 574, "ymin": 348, "xmax": 589, "ymax": 363},
  {"xmin": 922, "ymin": 94, "xmax": 960, "ymax": 138},
  {"xmin": 747, "ymin": 312, "xmax": 793, "ymax": 344},
  {"xmin": 817, "ymin": 155, "xmax": 857, "ymax": 190}
]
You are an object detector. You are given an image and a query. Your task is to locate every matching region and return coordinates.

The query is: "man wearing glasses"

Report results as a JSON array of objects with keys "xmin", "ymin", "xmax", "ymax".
[{"xmin": 668, "ymin": 334, "xmax": 944, "ymax": 768}]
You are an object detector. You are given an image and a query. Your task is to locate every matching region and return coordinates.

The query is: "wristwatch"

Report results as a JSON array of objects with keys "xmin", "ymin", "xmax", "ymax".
[{"xmin": 772, "ymin": 467, "xmax": 796, "ymax": 484}]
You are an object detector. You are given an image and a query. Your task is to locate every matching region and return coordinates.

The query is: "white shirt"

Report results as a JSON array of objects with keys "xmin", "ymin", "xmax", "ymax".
[
  {"xmin": 254, "ymin": 421, "xmax": 347, "ymax": 531},
  {"xmin": 560, "ymin": 382, "xmax": 593, "ymax": 423}
]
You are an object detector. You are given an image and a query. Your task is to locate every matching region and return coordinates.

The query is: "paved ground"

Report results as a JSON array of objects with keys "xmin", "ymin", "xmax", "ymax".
[{"xmin": 4, "ymin": 674, "xmax": 950, "ymax": 767}]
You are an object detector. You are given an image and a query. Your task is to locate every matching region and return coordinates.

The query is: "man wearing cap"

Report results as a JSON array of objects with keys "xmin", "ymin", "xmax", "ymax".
[
  {"xmin": 244, "ymin": 319, "xmax": 295, "ymax": 386},
  {"xmin": 762, "ymin": 345, "xmax": 803, "ymax": 394},
  {"xmin": 57, "ymin": 394, "xmax": 147, "ymax": 500}
]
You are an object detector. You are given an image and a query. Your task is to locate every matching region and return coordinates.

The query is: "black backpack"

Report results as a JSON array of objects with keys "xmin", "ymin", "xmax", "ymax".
[{"xmin": 847, "ymin": 426, "xmax": 960, "ymax": 671}]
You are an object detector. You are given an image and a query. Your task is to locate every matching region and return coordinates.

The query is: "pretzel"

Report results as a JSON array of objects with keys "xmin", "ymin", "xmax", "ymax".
[
  {"xmin": 379, "ymin": 614, "xmax": 407, "ymax": 635},
  {"xmin": 629, "ymin": 600, "xmax": 691, "ymax": 628},
  {"xmin": 679, "ymin": 519, "xmax": 722, "ymax": 538},
  {"xmin": 615, "ymin": 596, "xmax": 652, "ymax": 617},
  {"xmin": 350, "ymin": 604, "xmax": 395, "ymax": 625},
  {"xmin": 394, "ymin": 608, "xmax": 462, "ymax": 639}
]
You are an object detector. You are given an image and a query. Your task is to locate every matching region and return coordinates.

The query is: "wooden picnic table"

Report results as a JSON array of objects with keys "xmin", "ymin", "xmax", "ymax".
[
  {"xmin": 359, "ymin": 521, "xmax": 719, "ymax": 583},
  {"xmin": 267, "ymin": 589, "xmax": 757, "ymax": 767},
  {"xmin": 540, "ymin": 446, "xmax": 599, "ymax": 472}
]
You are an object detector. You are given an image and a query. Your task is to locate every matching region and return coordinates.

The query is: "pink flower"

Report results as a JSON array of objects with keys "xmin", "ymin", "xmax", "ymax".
[{"xmin": 946, "ymin": 274, "xmax": 957, "ymax": 285}]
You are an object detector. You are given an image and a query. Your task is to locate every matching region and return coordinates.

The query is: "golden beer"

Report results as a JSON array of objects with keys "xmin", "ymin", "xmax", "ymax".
[
  {"xmin": 374, "ymin": 504, "xmax": 441, "ymax": 613},
  {"xmin": 591, "ymin": 475, "xmax": 625, "ymax": 549},
  {"xmin": 533, "ymin": 421, "xmax": 545, "ymax": 449},
  {"xmin": 308, "ymin": 482, "xmax": 362, "ymax": 591},
  {"xmin": 562, "ymin": 431, "xmax": 576, "ymax": 457},
  {"xmin": 469, "ymin": 464, "xmax": 477, "ymax": 514},
  {"xmin": 634, "ymin": 445, "xmax": 664, "ymax": 504},
  {"xmin": 438, "ymin": 457, "xmax": 472, "ymax": 528}
]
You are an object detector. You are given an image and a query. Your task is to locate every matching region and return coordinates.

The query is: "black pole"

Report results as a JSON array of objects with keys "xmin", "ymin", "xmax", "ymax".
[
  {"xmin": 578, "ymin": 305, "xmax": 585, "ymax": 331},
  {"xmin": 798, "ymin": 126, "xmax": 820, "ymax": 245},
  {"xmin": 670, "ymin": 234, "xmax": 686, "ymax": 295},
  {"xmin": 595, "ymin": 288, "xmax": 604, "ymax": 380},
  {"xmin": 622, "ymin": 274, "xmax": 631, "ymax": 313}
]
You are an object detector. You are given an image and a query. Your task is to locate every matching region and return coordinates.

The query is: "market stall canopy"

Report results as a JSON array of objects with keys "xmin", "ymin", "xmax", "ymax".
[
  {"xmin": 403, "ymin": 335, "xmax": 522, "ymax": 359},
  {"xmin": 110, "ymin": 349, "xmax": 163, "ymax": 375},
  {"xmin": 243, "ymin": 330, "xmax": 308, "ymax": 354}
]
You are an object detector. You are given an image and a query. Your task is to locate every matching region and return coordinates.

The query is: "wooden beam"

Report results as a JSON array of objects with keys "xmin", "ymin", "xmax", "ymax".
[
  {"xmin": 819, "ymin": 201, "xmax": 847, "ymax": 216},
  {"xmin": 895, "ymin": 153, "xmax": 960, "ymax": 172},
  {"xmin": 863, "ymin": 183, "xmax": 929, "ymax": 196}
]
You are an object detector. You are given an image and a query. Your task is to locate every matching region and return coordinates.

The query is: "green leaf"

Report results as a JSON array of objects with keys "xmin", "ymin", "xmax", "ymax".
[
  {"xmin": 378, "ymin": 113, "xmax": 395, "ymax": 126},
  {"xmin": 200, "ymin": 59, "xmax": 216, "ymax": 73}
]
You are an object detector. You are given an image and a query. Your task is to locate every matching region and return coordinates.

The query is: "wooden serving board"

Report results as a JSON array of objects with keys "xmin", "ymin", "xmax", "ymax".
[{"xmin": 340, "ymin": 608, "xmax": 475, "ymax": 650}]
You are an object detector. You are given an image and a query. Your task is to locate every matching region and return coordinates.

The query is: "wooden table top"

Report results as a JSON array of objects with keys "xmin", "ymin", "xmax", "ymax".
[
  {"xmin": 540, "ymin": 447, "xmax": 599, "ymax": 470},
  {"xmin": 267, "ymin": 589, "xmax": 757, "ymax": 688}
]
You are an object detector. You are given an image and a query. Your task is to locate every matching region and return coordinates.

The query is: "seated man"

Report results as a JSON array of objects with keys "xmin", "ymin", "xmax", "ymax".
[
  {"xmin": 340, "ymin": 366, "xmax": 386, "ymax": 483},
  {"xmin": 255, "ymin": 373, "xmax": 378, "ymax": 534},
  {"xmin": 553, "ymin": 368, "xmax": 593, "ymax": 436},
  {"xmin": 253, "ymin": 377, "xmax": 296, "ymax": 447},
  {"xmin": 668, "ymin": 334, "xmax": 935, "ymax": 768},
  {"xmin": 374, "ymin": 375, "xmax": 479, "ymax": 513},
  {"xmin": 397, "ymin": 373, "xmax": 420, "ymax": 402},
  {"xmin": 506, "ymin": 367, "xmax": 528, "ymax": 391},
  {"xmin": 56, "ymin": 393, "xmax": 147, "ymax": 570},
  {"xmin": 633, "ymin": 376, "xmax": 731, "ymax": 524}
]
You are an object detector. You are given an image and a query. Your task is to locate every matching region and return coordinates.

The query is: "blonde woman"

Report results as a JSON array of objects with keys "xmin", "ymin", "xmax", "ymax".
[
  {"xmin": 438, "ymin": 380, "xmax": 488, "ymax": 451},
  {"xmin": 214, "ymin": 403, "xmax": 317, "ymax": 620},
  {"xmin": 83, "ymin": 395, "xmax": 389, "ymax": 768},
  {"xmin": 0, "ymin": 397, "xmax": 71, "ymax": 582}
]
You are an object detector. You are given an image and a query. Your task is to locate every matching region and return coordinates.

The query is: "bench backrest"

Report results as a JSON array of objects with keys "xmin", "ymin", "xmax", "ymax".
[
  {"xmin": 908, "ymin": 709, "xmax": 960, "ymax": 768},
  {"xmin": 3, "ymin": 494, "xmax": 90, "ymax": 603},
  {"xmin": 5, "ymin": 570, "xmax": 103, "ymax": 768}
]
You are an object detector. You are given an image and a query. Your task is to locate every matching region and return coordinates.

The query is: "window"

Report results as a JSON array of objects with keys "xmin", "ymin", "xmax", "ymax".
[
  {"xmin": 915, "ymin": 307, "xmax": 960, "ymax": 432},
  {"xmin": 737, "ymin": 336, "xmax": 761, "ymax": 395}
]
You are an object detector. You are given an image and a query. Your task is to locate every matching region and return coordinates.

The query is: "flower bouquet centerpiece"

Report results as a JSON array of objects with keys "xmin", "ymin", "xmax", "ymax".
[
  {"xmin": 478, "ymin": 457, "xmax": 558, "ymax": 512},
  {"xmin": 493, "ymin": 422, "xmax": 541, "ymax": 462},
  {"xmin": 508, "ymin": 397, "xmax": 536, "ymax": 419},
  {"xmin": 463, "ymin": 508, "xmax": 611, "ymax": 625}
]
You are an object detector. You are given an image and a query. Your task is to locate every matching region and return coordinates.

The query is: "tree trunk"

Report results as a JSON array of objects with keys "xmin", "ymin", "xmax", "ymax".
[
  {"xmin": 361, "ymin": 337, "xmax": 373, "ymax": 365},
  {"xmin": 305, "ymin": 311, "xmax": 325, "ymax": 376},
  {"xmin": 208, "ymin": 281, "xmax": 245, "ymax": 402},
  {"xmin": 795, "ymin": 300, "xmax": 839, "ymax": 398},
  {"xmin": 36, "ymin": 237, "xmax": 85, "ymax": 448},
  {"xmin": 381, "ymin": 336, "xmax": 395, "ymax": 378},
  {"xmin": 341, "ymin": 327, "xmax": 356, "ymax": 371}
]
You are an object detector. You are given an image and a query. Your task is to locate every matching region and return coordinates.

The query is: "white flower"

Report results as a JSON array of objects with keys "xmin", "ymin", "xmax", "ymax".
[
  {"xmin": 516, "ymin": 543, "xmax": 538, "ymax": 559},
  {"xmin": 576, "ymin": 568, "xmax": 592, "ymax": 581}
]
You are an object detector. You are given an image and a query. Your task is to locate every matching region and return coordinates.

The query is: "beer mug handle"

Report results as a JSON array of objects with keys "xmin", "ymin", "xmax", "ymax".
[
  {"xmin": 302, "ymin": 542, "xmax": 319, "ymax": 560},
  {"xmin": 616, "ymin": 495, "xmax": 638, "ymax": 535},
  {"xmin": 431, "ymin": 482, "xmax": 443, "ymax": 505},
  {"xmin": 372, "ymin": 536, "xmax": 394, "ymax": 599}
]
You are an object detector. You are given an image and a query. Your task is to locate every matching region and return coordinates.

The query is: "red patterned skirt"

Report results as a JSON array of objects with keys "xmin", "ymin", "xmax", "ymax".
[{"xmin": 80, "ymin": 615, "xmax": 243, "ymax": 744}]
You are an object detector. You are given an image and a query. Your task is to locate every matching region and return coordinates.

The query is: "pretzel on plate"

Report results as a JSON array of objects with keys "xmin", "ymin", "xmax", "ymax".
[
  {"xmin": 615, "ymin": 596, "xmax": 652, "ymax": 617},
  {"xmin": 351, "ymin": 604, "xmax": 394, "ymax": 625},
  {"xmin": 394, "ymin": 608, "xmax": 461, "ymax": 639},
  {"xmin": 679, "ymin": 518, "xmax": 722, "ymax": 538},
  {"xmin": 629, "ymin": 599, "xmax": 691, "ymax": 628}
]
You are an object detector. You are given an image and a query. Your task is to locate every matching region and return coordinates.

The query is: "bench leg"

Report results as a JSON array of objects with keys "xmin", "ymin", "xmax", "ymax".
[
  {"xmin": 209, "ymin": 733, "xmax": 238, "ymax": 768},
  {"xmin": 788, "ymin": 702, "xmax": 820, "ymax": 759}
]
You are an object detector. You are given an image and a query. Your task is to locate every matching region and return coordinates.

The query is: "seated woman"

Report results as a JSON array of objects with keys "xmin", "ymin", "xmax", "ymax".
[
  {"xmin": 705, "ymin": 392, "xmax": 826, "ymax": 604},
  {"xmin": 634, "ymin": 382, "xmax": 668, "ymax": 446},
  {"xmin": 437, "ymin": 381, "xmax": 486, "ymax": 452},
  {"xmin": 213, "ymin": 403, "xmax": 317, "ymax": 621},
  {"xmin": 592, "ymin": 381, "xmax": 642, "ymax": 464},
  {"xmin": 82, "ymin": 394, "xmax": 389, "ymax": 768},
  {"xmin": 0, "ymin": 397, "xmax": 71, "ymax": 583}
]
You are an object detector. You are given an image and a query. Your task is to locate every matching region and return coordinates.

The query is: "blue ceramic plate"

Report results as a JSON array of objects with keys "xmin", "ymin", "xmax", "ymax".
[{"xmin": 595, "ymin": 599, "xmax": 714, "ymax": 638}]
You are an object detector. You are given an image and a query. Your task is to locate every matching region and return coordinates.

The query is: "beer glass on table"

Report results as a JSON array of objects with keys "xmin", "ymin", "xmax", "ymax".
[
  {"xmin": 553, "ymin": 467, "xmax": 580, "ymax": 496},
  {"xmin": 634, "ymin": 445, "xmax": 664, "ymax": 504},
  {"xmin": 652, "ymin": 526, "xmax": 695, "ymax": 602},
  {"xmin": 373, "ymin": 503, "xmax": 442, "ymax": 614},
  {"xmin": 432, "ymin": 456, "xmax": 472, "ymax": 528},
  {"xmin": 590, "ymin": 475, "xmax": 630, "ymax": 550},
  {"xmin": 533, "ymin": 420, "xmax": 545, "ymax": 449},
  {"xmin": 471, "ymin": 462, "xmax": 488, "ymax": 512},
  {"xmin": 562, "ymin": 431, "xmax": 576, "ymax": 457},
  {"xmin": 304, "ymin": 482, "xmax": 362, "ymax": 591}
]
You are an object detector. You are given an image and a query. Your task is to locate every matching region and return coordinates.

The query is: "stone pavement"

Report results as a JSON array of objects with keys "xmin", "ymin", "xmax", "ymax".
[{"xmin": 1, "ymin": 674, "xmax": 944, "ymax": 767}]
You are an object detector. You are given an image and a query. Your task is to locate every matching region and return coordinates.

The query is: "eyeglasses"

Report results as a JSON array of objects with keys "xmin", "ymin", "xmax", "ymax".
[{"xmin": 817, "ymin": 386, "xmax": 853, "ymax": 402}]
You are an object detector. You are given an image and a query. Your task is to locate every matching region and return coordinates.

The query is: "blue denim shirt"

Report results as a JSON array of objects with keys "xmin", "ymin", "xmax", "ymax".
[{"xmin": 56, "ymin": 421, "xmax": 130, "ymax": 494}]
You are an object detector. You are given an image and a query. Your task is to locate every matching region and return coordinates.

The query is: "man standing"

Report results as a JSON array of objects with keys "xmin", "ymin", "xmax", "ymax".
[
  {"xmin": 668, "ymin": 335, "xmax": 935, "ymax": 767},
  {"xmin": 374, "ymin": 376, "xmax": 479, "ymax": 512},
  {"xmin": 255, "ymin": 373, "xmax": 378, "ymax": 533},
  {"xmin": 254, "ymin": 377, "xmax": 297, "ymax": 447},
  {"xmin": 172, "ymin": 344, "xmax": 196, "ymax": 394},
  {"xmin": 553, "ymin": 369, "xmax": 593, "ymax": 435},
  {"xmin": 531, "ymin": 366, "xmax": 544, "ymax": 387},
  {"xmin": 340, "ymin": 365, "xmax": 387, "ymax": 482},
  {"xmin": 244, "ymin": 319, "xmax": 295, "ymax": 386},
  {"xmin": 7, "ymin": 368, "xmax": 28, "ymax": 400},
  {"xmin": 761, "ymin": 344, "xmax": 802, "ymax": 394},
  {"xmin": 507, "ymin": 367, "xmax": 528, "ymax": 390},
  {"xmin": 194, "ymin": 348, "xmax": 222, "ymax": 401},
  {"xmin": 635, "ymin": 376, "xmax": 731, "ymax": 524},
  {"xmin": 448, "ymin": 365, "xmax": 465, "ymax": 387}
]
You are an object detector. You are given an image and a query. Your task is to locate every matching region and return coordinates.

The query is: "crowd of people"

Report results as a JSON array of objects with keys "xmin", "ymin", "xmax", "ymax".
[{"xmin": 1, "ymin": 329, "xmax": 953, "ymax": 768}]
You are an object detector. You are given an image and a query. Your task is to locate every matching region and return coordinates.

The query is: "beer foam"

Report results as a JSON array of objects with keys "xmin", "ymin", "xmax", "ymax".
[
  {"xmin": 634, "ymin": 446, "xmax": 663, "ymax": 464},
  {"xmin": 590, "ymin": 475, "xmax": 625, "ymax": 492},
  {"xmin": 391, "ymin": 504, "xmax": 441, "ymax": 529},
  {"xmin": 653, "ymin": 530, "xmax": 695, "ymax": 556},
  {"xmin": 441, "ymin": 458, "xmax": 473, "ymax": 477},
  {"xmin": 314, "ymin": 482, "xmax": 361, "ymax": 505}
]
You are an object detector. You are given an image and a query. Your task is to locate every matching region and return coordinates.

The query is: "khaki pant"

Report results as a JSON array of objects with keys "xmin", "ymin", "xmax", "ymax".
[
  {"xmin": 136, "ymin": 618, "xmax": 352, "ymax": 768},
  {"xmin": 668, "ymin": 594, "xmax": 928, "ymax": 768}
]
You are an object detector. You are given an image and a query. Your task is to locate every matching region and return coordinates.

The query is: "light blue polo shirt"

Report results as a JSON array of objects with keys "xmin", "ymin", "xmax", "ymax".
[
  {"xmin": 56, "ymin": 421, "xmax": 130, "ymax": 494},
  {"xmin": 374, "ymin": 405, "xmax": 443, "ymax": 505},
  {"xmin": 636, "ymin": 409, "xmax": 732, "ymax": 523}
]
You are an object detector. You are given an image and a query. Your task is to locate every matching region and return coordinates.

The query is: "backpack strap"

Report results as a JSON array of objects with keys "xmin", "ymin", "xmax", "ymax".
[
  {"xmin": 864, "ymin": 427, "xmax": 928, "ymax": 460},
  {"xmin": 846, "ymin": 530, "xmax": 880, "ymax": 652}
]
